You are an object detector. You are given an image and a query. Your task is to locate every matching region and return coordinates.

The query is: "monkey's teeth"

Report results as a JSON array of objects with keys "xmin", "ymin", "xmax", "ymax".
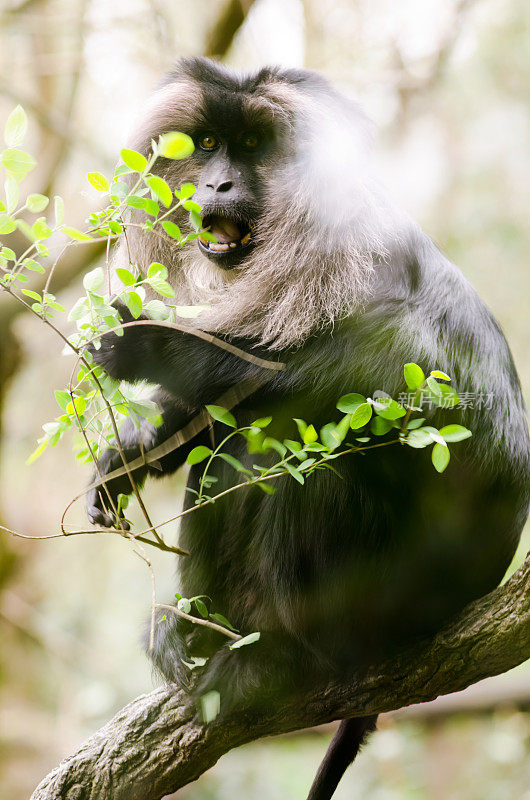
[
  {"xmin": 209, "ymin": 242, "xmax": 230, "ymax": 252},
  {"xmin": 229, "ymin": 242, "xmax": 237, "ymax": 249}
]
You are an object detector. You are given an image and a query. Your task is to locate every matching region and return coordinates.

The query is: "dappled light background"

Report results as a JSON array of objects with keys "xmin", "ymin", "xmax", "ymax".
[{"xmin": 0, "ymin": 1, "xmax": 529, "ymax": 798}]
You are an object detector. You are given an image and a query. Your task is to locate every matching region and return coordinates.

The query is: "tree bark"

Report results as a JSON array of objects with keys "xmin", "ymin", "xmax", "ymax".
[{"xmin": 30, "ymin": 553, "xmax": 529, "ymax": 800}]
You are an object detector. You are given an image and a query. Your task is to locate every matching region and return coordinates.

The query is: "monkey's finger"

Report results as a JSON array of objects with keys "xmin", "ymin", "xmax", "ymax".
[{"xmin": 86, "ymin": 502, "xmax": 115, "ymax": 528}]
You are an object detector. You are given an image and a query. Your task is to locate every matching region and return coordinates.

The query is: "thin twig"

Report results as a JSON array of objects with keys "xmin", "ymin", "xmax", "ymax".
[{"xmin": 156, "ymin": 603, "xmax": 241, "ymax": 641}]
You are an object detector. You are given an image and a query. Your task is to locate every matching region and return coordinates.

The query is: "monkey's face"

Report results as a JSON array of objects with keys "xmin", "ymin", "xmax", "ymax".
[
  {"xmin": 130, "ymin": 60, "xmax": 304, "ymax": 271},
  {"xmin": 126, "ymin": 59, "xmax": 383, "ymax": 346},
  {"xmin": 192, "ymin": 126, "xmax": 270, "ymax": 269}
]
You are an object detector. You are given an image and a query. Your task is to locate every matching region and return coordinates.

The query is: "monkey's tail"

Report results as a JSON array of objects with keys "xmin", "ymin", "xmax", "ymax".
[{"xmin": 306, "ymin": 715, "xmax": 378, "ymax": 800}]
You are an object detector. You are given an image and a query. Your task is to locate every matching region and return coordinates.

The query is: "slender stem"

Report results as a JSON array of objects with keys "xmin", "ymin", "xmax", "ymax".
[{"xmin": 156, "ymin": 603, "xmax": 241, "ymax": 641}]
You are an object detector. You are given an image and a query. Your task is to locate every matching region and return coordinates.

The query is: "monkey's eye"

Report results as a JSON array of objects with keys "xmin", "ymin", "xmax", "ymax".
[
  {"xmin": 199, "ymin": 134, "xmax": 218, "ymax": 151},
  {"xmin": 241, "ymin": 132, "xmax": 260, "ymax": 152}
]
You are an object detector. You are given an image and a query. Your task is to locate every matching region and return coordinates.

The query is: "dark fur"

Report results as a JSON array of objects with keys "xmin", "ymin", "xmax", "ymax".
[{"xmin": 86, "ymin": 59, "xmax": 529, "ymax": 800}]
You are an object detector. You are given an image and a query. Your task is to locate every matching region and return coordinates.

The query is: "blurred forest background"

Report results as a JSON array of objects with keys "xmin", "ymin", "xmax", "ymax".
[{"xmin": 0, "ymin": 0, "xmax": 529, "ymax": 798}]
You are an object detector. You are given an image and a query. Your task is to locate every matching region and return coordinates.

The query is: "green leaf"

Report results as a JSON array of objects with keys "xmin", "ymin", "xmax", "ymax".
[
  {"xmin": 200, "ymin": 690, "xmax": 220, "ymax": 723},
  {"xmin": 293, "ymin": 418, "xmax": 307, "ymax": 438},
  {"xmin": 406, "ymin": 418, "xmax": 425, "ymax": 430},
  {"xmin": 336, "ymin": 393, "xmax": 366, "ymax": 413},
  {"xmin": 144, "ymin": 299, "xmax": 170, "ymax": 320},
  {"xmin": 194, "ymin": 598, "xmax": 208, "ymax": 618},
  {"xmin": 125, "ymin": 290, "xmax": 143, "ymax": 318},
  {"xmin": 62, "ymin": 226, "xmax": 93, "ymax": 241},
  {"xmin": 21, "ymin": 289, "xmax": 41, "ymax": 301},
  {"xmin": 143, "ymin": 198, "xmax": 160, "ymax": 216},
  {"xmin": 370, "ymin": 416, "xmax": 394, "ymax": 436},
  {"xmin": 114, "ymin": 164, "xmax": 132, "ymax": 178},
  {"xmin": 218, "ymin": 452, "xmax": 249, "ymax": 473},
  {"xmin": 66, "ymin": 396, "xmax": 86, "ymax": 416},
  {"xmin": 285, "ymin": 462, "xmax": 304, "ymax": 484},
  {"xmin": 187, "ymin": 445, "xmax": 212, "ymax": 465},
  {"xmin": 55, "ymin": 390, "xmax": 70, "ymax": 410},
  {"xmin": 4, "ymin": 105, "xmax": 27, "ymax": 147},
  {"xmin": 161, "ymin": 220, "xmax": 181, "ymax": 239},
  {"xmin": 120, "ymin": 148, "xmax": 148, "ymax": 172},
  {"xmin": 349, "ymin": 402, "xmax": 372, "ymax": 429},
  {"xmin": 303, "ymin": 424, "xmax": 318, "ymax": 444},
  {"xmin": 431, "ymin": 384, "xmax": 460, "ymax": 408},
  {"xmin": 432, "ymin": 442, "xmax": 450, "ymax": 473},
  {"xmin": 147, "ymin": 261, "xmax": 168, "ymax": 279},
  {"xmin": 422, "ymin": 426, "xmax": 447, "ymax": 446},
  {"xmin": 256, "ymin": 481, "xmax": 276, "ymax": 494},
  {"xmin": 24, "ymin": 259, "xmax": 45, "ymax": 273},
  {"xmin": 175, "ymin": 182, "xmax": 196, "ymax": 200},
  {"xmin": 320, "ymin": 423, "xmax": 343, "ymax": 451},
  {"xmin": 87, "ymin": 172, "xmax": 109, "ymax": 192},
  {"xmin": 158, "ymin": 131, "xmax": 195, "ymax": 160},
  {"xmin": 263, "ymin": 437, "xmax": 287, "ymax": 458},
  {"xmin": 405, "ymin": 429, "xmax": 434, "ymax": 449},
  {"xmin": 0, "ymin": 214, "xmax": 16, "ymax": 235},
  {"xmin": 149, "ymin": 276, "xmax": 175, "ymax": 297},
  {"xmin": 126, "ymin": 195, "xmax": 148, "ymax": 211},
  {"xmin": 110, "ymin": 181, "xmax": 129, "ymax": 199},
  {"xmin": 190, "ymin": 210, "xmax": 202, "ymax": 230},
  {"xmin": 198, "ymin": 230, "xmax": 217, "ymax": 242},
  {"xmin": 146, "ymin": 175, "xmax": 173, "ymax": 208},
  {"xmin": 181, "ymin": 655, "xmax": 207, "ymax": 670},
  {"xmin": 336, "ymin": 414, "xmax": 353, "ymax": 441},
  {"xmin": 430, "ymin": 370, "xmax": 451, "ymax": 381},
  {"xmin": 298, "ymin": 458, "xmax": 316, "ymax": 470},
  {"xmin": 284, "ymin": 439, "xmax": 302, "ymax": 453},
  {"xmin": 26, "ymin": 193, "xmax": 49, "ymax": 213},
  {"xmin": 250, "ymin": 416, "xmax": 272, "ymax": 429},
  {"xmin": 230, "ymin": 632, "xmax": 261, "ymax": 650},
  {"xmin": 177, "ymin": 597, "xmax": 192, "ymax": 614},
  {"xmin": 439, "ymin": 424, "xmax": 472, "ymax": 442},
  {"xmin": 68, "ymin": 297, "xmax": 89, "ymax": 320},
  {"xmin": 372, "ymin": 397, "xmax": 406, "ymax": 420},
  {"xmin": 206, "ymin": 404, "xmax": 236, "ymax": 428},
  {"xmin": 209, "ymin": 612, "xmax": 238, "ymax": 631},
  {"xmin": 183, "ymin": 199, "xmax": 201, "ymax": 213},
  {"xmin": 83, "ymin": 267, "xmax": 104, "ymax": 292},
  {"xmin": 116, "ymin": 267, "xmax": 137, "ymax": 286},
  {"xmin": 404, "ymin": 362, "xmax": 425, "ymax": 390},
  {"xmin": 31, "ymin": 217, "xmax": 52, "ymax": 240},
  {"xmin": 426, "ymin": 376, "xmax": 442, "ymax": 396},
  {"xmin": 26, "ymin": 439, "xmax": 48, "ymax": 464},
  {"xmin": 107, "ymin": 220, "xmax": 122, "ymax": 235},
  {"xmin": 1, "ymin": 148, "xmax": 36, "ymax": 180}
]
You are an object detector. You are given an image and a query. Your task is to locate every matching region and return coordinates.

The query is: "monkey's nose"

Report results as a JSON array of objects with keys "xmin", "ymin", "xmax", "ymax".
[{"xmin": 206, "ymin": 180, "xmax": 233, "ymax": 193}]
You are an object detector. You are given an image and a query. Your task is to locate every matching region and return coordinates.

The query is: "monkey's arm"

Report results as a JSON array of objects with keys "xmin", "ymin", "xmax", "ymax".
[
  {"xmin": 86, "ymin": 388, "xmax": 205, "ymax": 528},
  {"xmin": 88, "ymin": 303, "xmax": 277, "ymax": 409}
]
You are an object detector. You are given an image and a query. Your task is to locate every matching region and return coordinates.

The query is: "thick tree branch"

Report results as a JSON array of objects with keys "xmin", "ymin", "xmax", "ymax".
[
  {"xmin": 30, "ymin": 553, "xmax": 529, "ymax": 800},
  {"xmin": 204, "ymin": 0, "xmax": 256, "ymax": 57}
]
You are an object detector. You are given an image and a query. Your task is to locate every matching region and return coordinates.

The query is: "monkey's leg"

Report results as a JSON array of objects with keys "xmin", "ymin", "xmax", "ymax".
[{"xmin": 306, "ymin": 716, "xmax": 378, "ymax": 800}]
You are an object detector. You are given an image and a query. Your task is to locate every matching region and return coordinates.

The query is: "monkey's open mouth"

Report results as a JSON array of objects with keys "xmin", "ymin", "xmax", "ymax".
[{"xmin": 199, "ymin": 214, "xmax": 253, "ymax": 259}]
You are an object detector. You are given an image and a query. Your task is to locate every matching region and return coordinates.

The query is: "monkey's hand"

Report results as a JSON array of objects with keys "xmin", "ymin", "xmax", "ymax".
[
  {"xmin": 86, "ymin": 444, "xmax": 136, "ymax": 530},
  {"xmin": 87, "ymin": 301, "xmax": 153, "ymax": 383}
]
